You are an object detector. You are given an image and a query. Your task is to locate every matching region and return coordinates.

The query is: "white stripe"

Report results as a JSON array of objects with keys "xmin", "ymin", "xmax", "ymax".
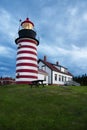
[
  {"xmin": 16, "ymin": 60, "xmax": 37, "ymax": 65},
  {"xmin": 19, "ymin": 42, "xmax": 37, "ymax": 48},
  {"xmin": 16, "ymin": 72, "xmax": 37, "ymax": 76},
  {"xmin": 16, "ymin": 78, "xmax": 37, "ymax": 82},
  {"xmin": 17, "ymin": 48, "xmax": 37, "ymax": 54},
  {"xmin": 17, "ymin": 53, "xmax": 37, "ymax": 59},
  {"xmin": 16, "ymin": 66, "xmax": 38, "ymax": 71}
]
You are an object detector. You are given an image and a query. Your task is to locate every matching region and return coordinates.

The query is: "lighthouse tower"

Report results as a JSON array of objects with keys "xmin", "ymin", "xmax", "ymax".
[{"xmin": 15, "ymin": 18, "xmax": 39, "ymax": 84}]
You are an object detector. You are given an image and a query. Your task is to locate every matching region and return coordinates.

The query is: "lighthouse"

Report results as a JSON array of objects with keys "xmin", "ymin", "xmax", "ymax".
[{"xmin": 15, "ymin": 18, "xmax": 39, "ymax": 84}]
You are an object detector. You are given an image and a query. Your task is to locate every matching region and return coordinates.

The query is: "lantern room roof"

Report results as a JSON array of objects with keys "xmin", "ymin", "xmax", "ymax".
[{"xmin": 21, "ymin": 18, "xmax": 34, "ymax": 27}]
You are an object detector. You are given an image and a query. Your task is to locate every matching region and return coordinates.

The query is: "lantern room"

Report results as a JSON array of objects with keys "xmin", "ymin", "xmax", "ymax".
[
  {"xmin": 21, "ymin": 18, "xmax": 34, "ymax": 30},
  {"xmin": 15, "ymin": 17, "xmax": 39, "ymax": 45}
]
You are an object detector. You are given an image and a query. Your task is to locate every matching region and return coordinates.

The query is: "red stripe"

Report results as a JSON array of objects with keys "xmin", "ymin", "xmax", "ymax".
[
  {"xmin": 17, "ymin": 51, "xmax": 37, "ymax": 55},
  {"xmin": 16, "ymin": 75, "xmax": 38, "ymax": 78},
  {"xmin": 16, "ymin": 81, "xmax": 32, "ymax": 84},
  {"xmin": 16, "ymin": 69, "xmax": 38, "ymax": 73},
  {"xmin": 17, "ymin": 39, "xmax": 37, "ymax": 44},
  {"xmin": 16, "ymin": 57, "xmax": 37, "ymax": 61},
  {"xmin": 16, "ymin": 63, "xmax": 37, "ymax": 67},
  {"xmin": 18, "ymin": 45, "xmax": 37, "ymax": 50}
]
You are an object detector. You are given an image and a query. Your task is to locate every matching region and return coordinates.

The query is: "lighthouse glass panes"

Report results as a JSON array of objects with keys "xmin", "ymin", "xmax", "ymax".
[
  {"xmin": 22, "ymin": 22, "xmax": 33, "ymax": 29},
  {"xmin": 15, "ymin": 18, "xmax": 39, "ymax": 84},
  {"xmin": 21, "ymin": 18, "xmax": 34, "ymax": 30}
]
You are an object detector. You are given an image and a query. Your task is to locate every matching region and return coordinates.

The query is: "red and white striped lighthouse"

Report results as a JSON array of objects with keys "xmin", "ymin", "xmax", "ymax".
[{"xmin": 15, "ymin": 18, "xmax": 39, "ymax": 84}]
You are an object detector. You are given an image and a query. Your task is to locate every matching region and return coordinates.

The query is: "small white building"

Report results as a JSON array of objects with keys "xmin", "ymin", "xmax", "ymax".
[
  {"xmin": 38, "ymin": 69, "xmax": 48, "ymax": 85},
  {"xmin": 38, "ymin": 56, "xmax": 73, "ymax": 85}
]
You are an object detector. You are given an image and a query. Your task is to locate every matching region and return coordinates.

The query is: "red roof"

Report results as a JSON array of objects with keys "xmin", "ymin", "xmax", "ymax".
[
  {"xmin": 21, "ymin": 18, "xmax": 34, "ymax": 27},
  {"xmin": 0, "ymin": 77, "xmax": 15, "ymax": 81},
  {"xmin": 38, "ymin": 69, "xmax": 48, "ymax": 75},
  {"xmin": 38, "ymin": 59, "xmax": 73, "ymax": 76}
]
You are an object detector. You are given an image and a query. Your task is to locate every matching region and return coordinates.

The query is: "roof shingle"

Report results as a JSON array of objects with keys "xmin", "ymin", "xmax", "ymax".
[{"xmin": 38, "ymin": 59, "xmax": 73, "ymax": 76}]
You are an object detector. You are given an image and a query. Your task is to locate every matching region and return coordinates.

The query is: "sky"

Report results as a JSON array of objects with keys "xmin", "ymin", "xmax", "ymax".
[{"xmin": 0, "ymin": 0, "xmax": 87, "ymax": 78}]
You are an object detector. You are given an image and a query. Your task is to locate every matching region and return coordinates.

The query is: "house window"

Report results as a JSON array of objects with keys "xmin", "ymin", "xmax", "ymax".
[
  {"xmin": 42, "ymin": 65, "xmax": 46, "ymax": 71},
  {"xmin": 59, "ymin": 75, "xmax": 61, "ymax": 81},
  {"xmin": 65, "ymin": 77, "xmax": 66, "ymax": 82},
  {"xmin": 44, "ymin": 75, "xmax": 46, "ymax": 81},
  {"xmin": 62, "ymin": 76, "xmax": 64, "ymax": 82},
  {"xmin": 55, "ymin": 74, "xmax": 57, "ymax": 81}
]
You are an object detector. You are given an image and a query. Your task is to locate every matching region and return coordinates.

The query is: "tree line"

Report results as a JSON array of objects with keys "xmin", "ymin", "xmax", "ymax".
[{"xmin": 73, "ymin": 74, "xmax": 87, "ymax": 86}]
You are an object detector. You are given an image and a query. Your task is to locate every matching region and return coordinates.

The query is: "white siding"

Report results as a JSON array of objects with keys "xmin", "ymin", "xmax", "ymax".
[
  {"xmin": 39, "ymin": 62, "xmax": 52, "ymax": 84},
  {"xmin": 38, "ymin": 61, "xmax": 73, "ymax": 85},
  {"xmin": 61, "ymin": 67, "xmax": 65, "ymax": 72},
  {"xmin": 38, "ymin": 73, "xmax": 48, "ymax": 85},
  {"xmin": 53, "ymin": 71, "xmax": 72, "ymax": 85}
]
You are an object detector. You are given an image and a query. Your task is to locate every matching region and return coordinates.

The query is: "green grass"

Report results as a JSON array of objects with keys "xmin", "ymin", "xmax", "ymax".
[{"xmin": 0, "ymin": 85, "xmax": 87, "ymax": 130}]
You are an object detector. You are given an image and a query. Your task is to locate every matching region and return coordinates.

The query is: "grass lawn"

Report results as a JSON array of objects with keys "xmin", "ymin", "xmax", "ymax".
[{"xmin": 0, "ymin": 85, "xmax": 87, "ymax": 130}]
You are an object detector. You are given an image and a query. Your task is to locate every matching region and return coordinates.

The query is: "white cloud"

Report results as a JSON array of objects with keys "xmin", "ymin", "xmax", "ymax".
[
  {"xmin": 36, "ymin": 3, "xmax": 87, "ymax": 75},
  {"xmin": 83, "ymin": 12, "xmax": 87, "ymax": 21},
  {"xmin": 67, "ymin": 7, "xmax": 78, "ymax": 16},
  {"xmin": 0, "ymin": 45, "xmax": 16, "ymax": 58},
  {"xmin": 0, "ymin": 8, "xmax": 18, "ymax": 42},
  {"xmin": 0, "ymin": 8, "xmax": 17, "ymax": 60},
  {"xmin": 38, "ymin": 41, "xmax": 87, "ymax": 73},
  {"xmin": 1, "ymin": 2, "xmax": 87, "ymax": 76},
  {"xmin": 71, "ymin": 45, "xmax": 87, "ymax": 59},
  {"xmin": 0, "ymin": 67, "xmax": 9, "ymax": 71}
]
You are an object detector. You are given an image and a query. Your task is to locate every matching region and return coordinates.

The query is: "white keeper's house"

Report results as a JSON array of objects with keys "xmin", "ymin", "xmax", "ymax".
[{"xmin": 38, "ymin": 56, "xmax": 73, "ymax": 85}]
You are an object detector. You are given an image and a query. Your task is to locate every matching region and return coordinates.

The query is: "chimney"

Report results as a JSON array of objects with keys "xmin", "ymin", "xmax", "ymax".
[
  {"xmin": 44, "ymin": 56, "xmax": 47, "ymax": 62},
  {"xmin": 56, "ymin": 61, "xmax": 59, "ymax": 66}
]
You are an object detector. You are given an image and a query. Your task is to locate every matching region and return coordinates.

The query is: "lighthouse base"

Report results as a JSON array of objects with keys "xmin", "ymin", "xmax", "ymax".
[{"xmin": 16, "ymin": 81, "xmax": 32, "ymax": 84}]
